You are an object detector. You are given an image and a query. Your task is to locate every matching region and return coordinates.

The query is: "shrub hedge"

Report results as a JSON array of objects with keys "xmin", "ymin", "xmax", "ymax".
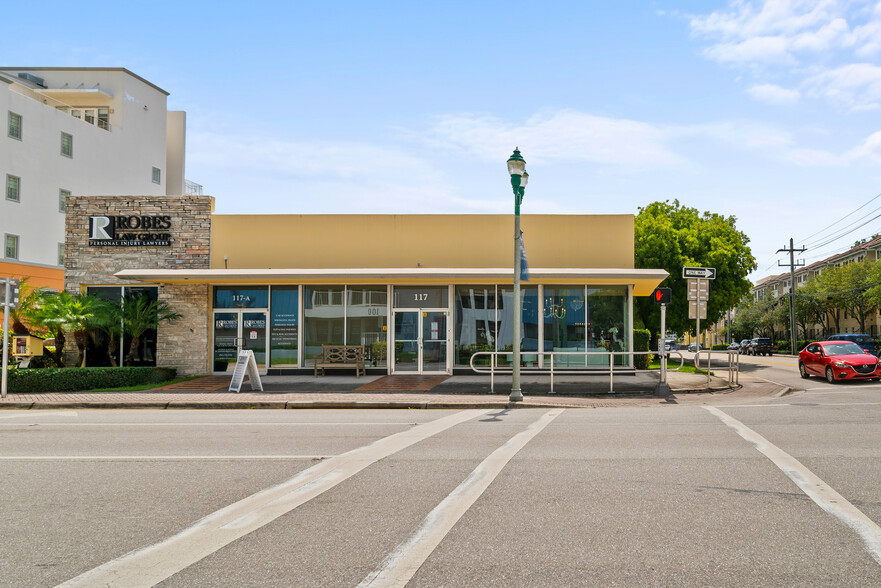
[
  {"xmin": 633, "ymin": 328, "xmax": 653, "ymax": 369},
  {"xmin": 4, "ymin": 367, "xmax": 177, "ymax": 394}
]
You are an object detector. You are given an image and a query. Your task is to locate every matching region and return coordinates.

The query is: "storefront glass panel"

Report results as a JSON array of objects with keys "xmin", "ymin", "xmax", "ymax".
[
  {"xmin": 455, "ymin": 286, "xmax": 497, "ymax": 367},
  {"xmin": 422, "ymin": 310, "xmax": 448, "ymax": 372},
  {"xmin": 346, "ymin": 286, "xmax": 387, "ymax": 368},
  {"xmin": 303, "ymin": 286, "xmax": 344, "ymax": 367},
  {"xmin": 213, "ymin": 312, "xmax": 239, "ymax": 372},
  {"xmin": 85, "ymin": 286, "xmax": 158, "ymax": 367},
  {"xmin": 543, "ymin": 287, "xmax": 587, "ymax": 367},
  {"xmin": 270, "ymin": 286, "xmax": 298, "ymax": 367},
  {"xmin": 587, "ymin": 285, "xmax": 629, "ymax": 366},
  {"xmin": 213, "ymin": 287, "xmax": 269, "ymax": 309},
  {"xmin": 497, "ymin": 287, "xmax": 539, "ymax": 366}
]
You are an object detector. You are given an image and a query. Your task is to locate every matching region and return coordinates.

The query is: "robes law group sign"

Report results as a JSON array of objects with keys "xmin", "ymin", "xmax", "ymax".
[{"xmin": 89, "ymin": 214, "xmax": 173, "ymax": 246}]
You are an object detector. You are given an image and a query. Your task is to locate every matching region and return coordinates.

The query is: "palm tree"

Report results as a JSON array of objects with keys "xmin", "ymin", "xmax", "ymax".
[
  {"xmin": 121, "ymin": 294, "xmax": 181, "ymax": 365},
  {"xmin": 86, "ymin": 298, "xmax": 124, "ymax": 367},
  {"xmin": 30, "ymin": 291, "xmax": 100, "ymax": 367}
]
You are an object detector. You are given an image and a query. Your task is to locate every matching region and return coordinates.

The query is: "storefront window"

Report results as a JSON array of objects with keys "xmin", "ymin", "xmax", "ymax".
[
  {"xmin": 497, "ymin": 287, "xmax": 539, "ymax": 366},
  {"xmin": 586, "ymin": 286, "xmax": 629, "ymax": 366},
  {"xmin": 85, "ymin": 286, "xmax": 158, "ymax": 367},
  {"xmin": 543, "ymin": 287, "xmax": 587, "ymax": 367},
  {"xmin": 346, "ymin": 287, "xmax": 387, "ymax": 368},
  {"xmin": 213, "ymin": 287, "xmax": 268, "ymax": 309},
  {"xmin": 303, "ymin": 286, "xmax": 344, "ymax": 366},
  {"xmin": 455, "ymin": 286, "xmax": 498, "ymax": 366},
  {"xmin": 270, "ymin": 286, "xmax": 298, "ymax": 367}
]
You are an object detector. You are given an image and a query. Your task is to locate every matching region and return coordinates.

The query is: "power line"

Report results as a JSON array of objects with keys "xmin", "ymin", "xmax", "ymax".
[{"xmin": 796, "ymin": 191, "xmax": 881, "ymax": 245}]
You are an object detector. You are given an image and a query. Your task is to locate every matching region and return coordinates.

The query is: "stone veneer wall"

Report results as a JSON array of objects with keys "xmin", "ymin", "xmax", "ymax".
[{"xmin": 64, "ymin": 196, "xmax": 212, "ymax": 376}]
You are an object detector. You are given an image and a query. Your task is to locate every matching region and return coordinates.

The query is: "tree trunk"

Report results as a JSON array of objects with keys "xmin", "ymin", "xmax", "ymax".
[
  {"xmin": 107, "ymin": 338, "xmax": 118, "ymax": 368},
  {"xmin": 74, "ymin": 329, "xmax": 89, "ymax": 368},
  {"xmin": 126, "ymin": 335, "xmax": 141, "ymax": 366}
]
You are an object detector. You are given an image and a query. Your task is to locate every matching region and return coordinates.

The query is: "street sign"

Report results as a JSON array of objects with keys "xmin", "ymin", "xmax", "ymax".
[
  {"xmin": 688, "ymin": 300, "xmax": 707, "ymax": 319},
  {"xmin": 0, "ymin": 278, "xmax": 19, "ymax": 309},
  {"xmin": 687, "ymin": 278, "xmax": 710, "ymax": 301},
  {"xmin": 651, "ymin": 287, "xmax": 672, "ymax": 305},
  {"xmin": 682, "ymin": 267, "xmax": 716, "ymax": 279}
]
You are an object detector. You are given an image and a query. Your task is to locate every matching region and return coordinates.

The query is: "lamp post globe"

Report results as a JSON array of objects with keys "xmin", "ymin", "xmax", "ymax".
[{"xmin": 507, "ymin": 148, "xmax": 527, "ymax": 402}]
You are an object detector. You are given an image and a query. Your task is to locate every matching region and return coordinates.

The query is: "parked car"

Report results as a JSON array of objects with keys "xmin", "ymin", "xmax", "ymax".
[
  {"xmin": 745, "ymin": 337, "xmax": 772, "ymax": 356},
  {"xmin": 665, "ymin": 339, "xmax": 678, "ymax": 351},
  {"xmin": 687, "ymin": 342, "xmax": 701, "ymax": 352},
  {"xmin": 798, "ymin": 340, "xmax": 881, "ymax": 383},
  {"xmin": 739, "ymin": 339, "xmax": 751, "ymax": 353},
  {"xmin": 826, "ymin": 333, "xmax": 879, "ymax": 355},
  {"xmin": 727, "ymin": 342, "xmax": 740, "ymax": 351}
]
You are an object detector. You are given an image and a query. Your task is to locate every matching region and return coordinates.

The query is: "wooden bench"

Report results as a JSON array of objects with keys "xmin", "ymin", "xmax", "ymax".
[{"xmin": 313, "ymin": 344, "xmax": 366, "ymax": 377}]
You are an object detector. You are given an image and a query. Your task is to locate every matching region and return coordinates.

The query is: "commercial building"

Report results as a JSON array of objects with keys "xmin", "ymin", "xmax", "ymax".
[
  {"xmin": 64, "ymin": 195, "xmax": 667, "ymax": 376},
  {"xmin": 1, "ymin": 67, "xmax": 189, "ymax": 290}
]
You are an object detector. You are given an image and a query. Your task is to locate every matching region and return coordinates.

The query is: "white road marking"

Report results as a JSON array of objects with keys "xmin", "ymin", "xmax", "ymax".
[
  {"xmin": 704, "ymin": 406, "xmax": 881, "ymax": 566},
  {"xmin": 0, "ymin": 455, "xmax": 331, "ymax": 460},
  {"xmin": 0, "ymin": 411, "xmax": 78, "ymax": 419},
  {"xmin": 56, "ymin": 408, "xmax": 490, "ymax": 588},
  {"xmin": 725, "ymin": 402, "xmax": 881, "ymax": 408},
  {"xmin": 359, "ymin": 408, "xmax": 564, "ymax": 588},
  {"xmin": 0, "ymin": 421, "xmax": 417, "ymax": 427}
]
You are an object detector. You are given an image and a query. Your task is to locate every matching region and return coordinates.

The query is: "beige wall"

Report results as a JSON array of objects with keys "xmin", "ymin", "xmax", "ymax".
[{"xmin": 211, "ymin": 214, "xmax": 635, "ymax": 271}]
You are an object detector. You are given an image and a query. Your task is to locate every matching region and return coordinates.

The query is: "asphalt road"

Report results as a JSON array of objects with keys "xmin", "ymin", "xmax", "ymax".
[{"xmin": 2, "ymin": 358, "xmax": 880, "ymax": 587}]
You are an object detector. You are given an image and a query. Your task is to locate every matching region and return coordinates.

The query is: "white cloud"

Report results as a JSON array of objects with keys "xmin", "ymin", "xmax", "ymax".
[
  {"xmin": 802, "ymin": 62, "xmax": 881, "ymax": 110},
  {"xmin": 687, "ymin": 1, "xmax": 881, "ymax": 110},
  {"xmin": 424, "ymin": 110, "xmax": 684, "ymax": 166},
  {"xmin": 747, "ymin": 83, "xmax": 802, "ymax": 103}
]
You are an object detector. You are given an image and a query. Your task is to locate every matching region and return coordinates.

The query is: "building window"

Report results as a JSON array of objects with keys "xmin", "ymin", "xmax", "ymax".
[
  {"xmin": 57, "ymin": 107, "xmax": 111, "ymax": 131},
  {"xmin": 85, "ymin": 286, "xmax": 159, "ymax": 367},
  {"xmin": 4, "ymin": 234, "xmax": 18, "ymax": 259},
  {"xmin": 8, "ymin": 111, "xmax": 21, "ymax": 140},
  {"xmin": 57, "ymin": 243, "xmax": 65, "ymax": 266},
  {"xmin": 6, "ymin": 174, "xmax": 20, "ymax": 202},
  {"xmin": 59, "ymin": 189, "xmax": 70, "ymax": 212},
  {"xmin": 152, "ymin": 167, "xmax": 161, "ymax": 184},
  {"xmin": 61, "ymin": 132, "xmax": 73, "ymax": 157}
]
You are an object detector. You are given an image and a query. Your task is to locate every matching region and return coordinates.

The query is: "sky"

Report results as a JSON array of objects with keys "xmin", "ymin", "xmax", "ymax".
[{"xmin": 4, "ymin": 0, "xmax": 881, "ymax": 282}]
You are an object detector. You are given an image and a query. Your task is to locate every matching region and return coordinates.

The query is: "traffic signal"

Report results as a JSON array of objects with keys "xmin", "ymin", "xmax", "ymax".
[{"xmin": 652, "ymin": 287, "xmax": 672, "ymax": 305}]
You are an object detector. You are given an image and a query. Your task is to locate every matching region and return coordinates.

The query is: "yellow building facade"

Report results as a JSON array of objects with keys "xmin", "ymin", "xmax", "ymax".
[{"xmin": 67, "ymin": 196, "xmax": 667, "ymax": 376}]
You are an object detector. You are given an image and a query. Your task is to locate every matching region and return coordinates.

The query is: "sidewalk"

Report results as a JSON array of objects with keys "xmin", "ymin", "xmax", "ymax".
[{"xmin": 0, "ymin": 370, "xmax": 790, "ymax": 410}]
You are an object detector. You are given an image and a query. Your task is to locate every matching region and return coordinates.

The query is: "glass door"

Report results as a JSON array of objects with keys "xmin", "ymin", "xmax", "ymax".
[
  {"xmin": 212, "ymin": 310, "xmax": 268, "ymax": 374},
  {"xmin": 422, "ymin": 311, "xmax": 448, "ymax": 372},
  {"xmin": 392, "ymin": 310, "xmax": 449, "ymax": 374},
  {"xmin": 393, "ymin": 311, "xmax": 419, "ymax": 372}
]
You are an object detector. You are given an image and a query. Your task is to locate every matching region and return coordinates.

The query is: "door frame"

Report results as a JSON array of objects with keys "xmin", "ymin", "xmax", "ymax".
[
  {"xmin": 211, "ymin": 309, "xmax": 269, "ymax": 375},
  {"xmin": 391, "ymin": 308, "xmax": 451, "ymax": 375}
]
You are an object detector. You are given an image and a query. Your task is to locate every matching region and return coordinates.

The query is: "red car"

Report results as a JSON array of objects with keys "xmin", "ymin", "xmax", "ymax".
[{"xmin": 799, "ymin": 341, "xmax": 881, "ymax": 383}]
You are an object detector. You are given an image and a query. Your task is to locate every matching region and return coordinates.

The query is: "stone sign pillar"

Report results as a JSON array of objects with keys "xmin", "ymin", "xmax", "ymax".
[{"xmin": 65, "ymin": 196, "xmax": 213, "ymax": 376}]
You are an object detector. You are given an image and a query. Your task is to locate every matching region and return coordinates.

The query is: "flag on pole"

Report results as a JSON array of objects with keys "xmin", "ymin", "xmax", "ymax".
[{"xmin": 519, "ymin": 233, "xmax": 530, "ymax": 281}]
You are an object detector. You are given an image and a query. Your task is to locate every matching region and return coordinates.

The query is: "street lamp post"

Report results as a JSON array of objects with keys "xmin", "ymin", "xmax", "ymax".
[{"xmin": 507, "ymin": 148, "xmax": 528, "ymax": 402}]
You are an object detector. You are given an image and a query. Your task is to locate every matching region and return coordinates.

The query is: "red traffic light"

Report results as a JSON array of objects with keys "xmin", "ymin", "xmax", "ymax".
[{"xmin": 652, "ymin": 287, "xmax": 672, "ymax": 304}]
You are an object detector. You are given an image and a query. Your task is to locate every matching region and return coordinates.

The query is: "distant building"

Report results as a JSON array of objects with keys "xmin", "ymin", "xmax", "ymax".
[
  {"xmin": 1, "ymin": 67, "xmax": 187, "ymax": 290},
  {"xmin": 749, "ymin": 235, "xmax": 881, "ymax": 338}
]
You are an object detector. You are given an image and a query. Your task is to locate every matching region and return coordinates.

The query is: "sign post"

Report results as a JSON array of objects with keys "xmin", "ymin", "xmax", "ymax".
[
  {"xmin": 684, "ymin": 268, "xmax": 715, "ymax": 351},
  {"xmin": 651, "ymin": 287, "xmax": 672, "ymax": 397},
  {"xmin": 1, "ymin": 278, "xmax": 19, "ymax": 399}
]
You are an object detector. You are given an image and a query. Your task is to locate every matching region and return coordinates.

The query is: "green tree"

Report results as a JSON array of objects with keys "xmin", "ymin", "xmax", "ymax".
[
  {"xmin": 634, "ymin": 200, "xmax": 757, "ymax": 340},
  {"xmin": 121, "ymin": 294, "xmax": 181, "ymax": 365},
  {"xmin": 29, "ymin": 291, "xmax": 101, "ymax": 367},
  {"xmin": 794, "ymin": 279, "xmax": 827, "ymax": 340},
  {"xmin": 815, "ymin": 266, "xmax": 846, "ymax": 334},
  {"xmin": 86, "ymin": 298, "xmax": 124, "ymax": 367},
  {"xmin": 838, "ymin": 259, "xmax": 876, "ymax": 333}
]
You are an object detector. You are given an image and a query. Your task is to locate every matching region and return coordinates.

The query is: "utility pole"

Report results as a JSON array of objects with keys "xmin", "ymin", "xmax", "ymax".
[{"xmin": 778, "ymin": 238, "xmax": 806, "ymax": 356}]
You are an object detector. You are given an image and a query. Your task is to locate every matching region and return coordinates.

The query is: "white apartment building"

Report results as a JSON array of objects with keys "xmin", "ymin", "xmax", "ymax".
[{"xmin": 1, "ymin": 67, "xmax": 188, "ymax": 290}]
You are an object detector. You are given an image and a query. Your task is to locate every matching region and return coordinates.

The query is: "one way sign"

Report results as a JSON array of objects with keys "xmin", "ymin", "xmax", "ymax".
[{"xmin": 682, "ymin": 267, "xmax": 716, "ymax": 279}]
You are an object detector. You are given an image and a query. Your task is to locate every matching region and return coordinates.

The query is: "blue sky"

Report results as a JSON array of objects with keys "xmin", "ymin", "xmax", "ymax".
[{"xmin": 4, "ymin": 1, "xmax": 881, "ymax": 281}]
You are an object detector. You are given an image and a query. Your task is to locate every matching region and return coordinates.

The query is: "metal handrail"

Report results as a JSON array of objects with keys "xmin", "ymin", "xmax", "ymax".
[
  {"xmin": 693, "ymin": 349, "xmax": 740, "ymax": 388},
  {"xmin": 470, "ymin": 350, "xmax": 685, "ymax": 394}
]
